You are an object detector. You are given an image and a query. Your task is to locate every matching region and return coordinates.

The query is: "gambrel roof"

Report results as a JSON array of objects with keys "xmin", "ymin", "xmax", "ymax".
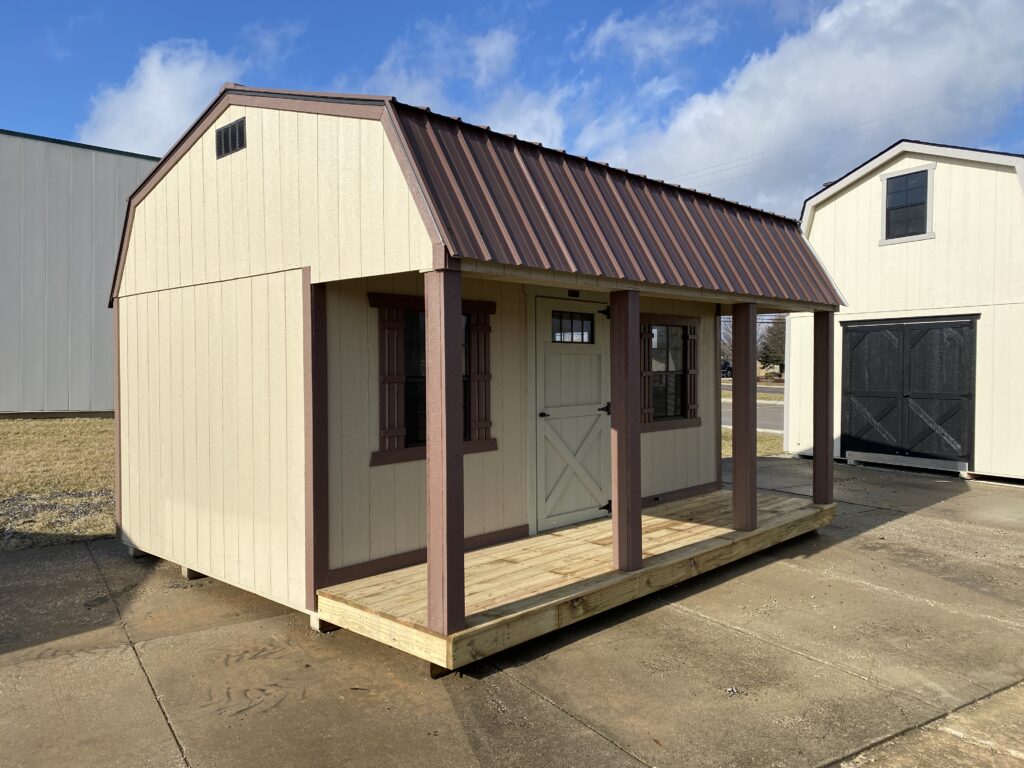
[{"xmin": 111, "ymin": 84, "xmax": 842, "ymax": 309}]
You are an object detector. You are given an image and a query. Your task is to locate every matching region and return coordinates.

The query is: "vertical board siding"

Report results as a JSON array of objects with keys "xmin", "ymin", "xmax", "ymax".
[
  {"xmin": 117, "ymin": 106, "xmax": 434, "ymax": 302},
  {"xmin": 325, "ymin": 276, "xmax": 528, "ymax": 570},
  {"xmin": 118, "ymin": 271, "xmax": 308, "ymax": 610},
  {"xmin": 788, "ymin": 154, "xmax": 1024, "ymax": 479},
  {"xmin": 0, "ymin": 133, "xmax": 154, "ymax": 412},
  {"xmin": 638, "ymin": 298, "xmax": 719, "ymax": 497}
]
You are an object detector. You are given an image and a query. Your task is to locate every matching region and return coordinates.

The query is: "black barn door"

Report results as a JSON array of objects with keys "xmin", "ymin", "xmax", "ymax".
[{"xmin": 841, "ymin": 317, "xmax": 976, "ymax": 468}]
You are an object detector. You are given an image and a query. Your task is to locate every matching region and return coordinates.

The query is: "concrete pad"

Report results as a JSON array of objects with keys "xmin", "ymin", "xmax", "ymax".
[
  {"xmin": 840, "ymin": 725, "xmax": 1019, "ymax": 767},
  {"xmin": 937, "ymin": 683, "xmax": 1024, "ymax": 760},
  {"xmin": 0, "ymin": 543, "xmax": 126, "ymax": 666},
  {"xmin": 493, "ymin": 599, "xmax": 940, "ymax": 768},
  {"xmin": 662, "ymin": 555, "xmax": 1024, "ymax": 709},
  {"xmin": 88, "ymin": 539, "xmax": 290, "ymax": 643},
  {"xmin": 0, "ymin": 645, "xmax": 183, "ymax": 768},
  {"xmin": 138, "ymin": 612, "xmax": 644, "ymax": 768}
]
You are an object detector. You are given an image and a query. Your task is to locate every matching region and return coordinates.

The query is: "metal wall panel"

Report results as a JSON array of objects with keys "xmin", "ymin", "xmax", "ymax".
[{"xmin": 0, "ymin": 130, "xmax": 156, "ymax": 413}]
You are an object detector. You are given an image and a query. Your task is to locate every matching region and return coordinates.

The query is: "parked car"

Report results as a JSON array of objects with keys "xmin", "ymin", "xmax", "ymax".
[{"xmin": 721, "ymin": 360, "xmax": 733, "ymax": 377}]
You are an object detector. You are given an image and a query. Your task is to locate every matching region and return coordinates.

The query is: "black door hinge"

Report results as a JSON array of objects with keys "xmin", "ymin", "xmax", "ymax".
[
  {"xmin": 599, "ymin": 500, "xmax": 612, "ymax": 514},
  {"xmin": 597, "ymin": 402, "xmax": 611, "ymax": 415},
  {"xmin": 598, "ymin": 306, "xmax": 611, "ymax": 318}
]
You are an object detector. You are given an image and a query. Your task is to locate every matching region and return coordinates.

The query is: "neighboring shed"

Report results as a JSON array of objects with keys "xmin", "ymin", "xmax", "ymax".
[
  {"xmin": 112, "ymin": 84, "xmax": 841, "ymax": 672},
  {"xmin": 0, "ymin": 129, "xmax": 157, "ymax": 415},
  {"xmin": 787, "ymin": 140, "xmax": 1024, "ymax": 481}
]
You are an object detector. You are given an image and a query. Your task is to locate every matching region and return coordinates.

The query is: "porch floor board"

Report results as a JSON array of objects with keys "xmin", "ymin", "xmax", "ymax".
[{"xmin": 317, "ymin": 490, "xmax": 835, "ymax": 670}]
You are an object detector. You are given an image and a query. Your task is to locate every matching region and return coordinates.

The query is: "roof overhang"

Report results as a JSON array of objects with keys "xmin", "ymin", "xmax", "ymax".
[{"xmin": 801, "ymin": 140, "xmax": 1024, "ymax": 235}]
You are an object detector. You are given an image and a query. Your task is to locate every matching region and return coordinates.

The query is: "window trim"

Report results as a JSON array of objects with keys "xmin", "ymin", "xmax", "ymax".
[
  {"xmin": 879, "ymin": 163, "xmax": 936, "ymax": 246},
  {"xmin": 368, "ymin": 293, "xmax": 497, "ymax": 466},
  {"xmin": 640, "ymin": 313, "xmax": 702, "ymax": 433}
]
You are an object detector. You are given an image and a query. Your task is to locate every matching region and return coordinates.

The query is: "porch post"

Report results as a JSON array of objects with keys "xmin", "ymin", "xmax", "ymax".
[
  {"xmin": 610, "ymin": 289, "xmax": 642, "ymax": 571},
  {"xmin": 732, "ymin": 302, "xmax": 757, "ymax": 531},
  {"xmin": 425, "ymin": 267, "xmax": 465, "ymax": 634},
  {"xmin": 812, "ymin": 311, "xmax": 835, "ymax": 505}
]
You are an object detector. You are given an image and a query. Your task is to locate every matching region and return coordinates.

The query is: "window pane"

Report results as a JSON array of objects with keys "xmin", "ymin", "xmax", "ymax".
[
  {"xmin": 551, "ymin": 311, "xmax": 595, "ymax": 343},
  {"xmin": 885, "ymin": 171, "xmax": 928, "ymax": 239},
  {"xmin": 652, "ymin": 373, "xmax": 667, "ymax": 418},
  {"xmin": 651, "ymin": 326, "xmax": 667, "ymax": 372},
  {"xmin": 905, "ymin": 170, "xmax": 927, "ymax": 189},
  {"xmin": 886, "ymin": 203, "xmax": 927, "ymax": 238},
  {"xmin": 886, "ymin": 174, "xmax": 908, "ymax": 193},
  {"xmin": 667, "ymin": 326, "xmax": 684, "ymax": 371}
]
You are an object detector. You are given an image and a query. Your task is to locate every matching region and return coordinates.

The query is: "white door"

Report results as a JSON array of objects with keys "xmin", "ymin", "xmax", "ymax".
[{"xmin": 535, "ymin": 298, "xmax": 612, "ymax": 531}]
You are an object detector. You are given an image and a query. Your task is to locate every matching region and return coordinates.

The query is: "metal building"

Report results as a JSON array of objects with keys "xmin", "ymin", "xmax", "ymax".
[{"xmin": 0, "ymin": 129, "xmax": 157, "ymax": 415}]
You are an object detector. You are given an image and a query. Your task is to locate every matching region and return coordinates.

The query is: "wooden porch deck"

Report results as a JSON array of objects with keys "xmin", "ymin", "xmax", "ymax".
[{"xmin": 317, "ymin": 490, "xmax": 835, "ymax": 670}]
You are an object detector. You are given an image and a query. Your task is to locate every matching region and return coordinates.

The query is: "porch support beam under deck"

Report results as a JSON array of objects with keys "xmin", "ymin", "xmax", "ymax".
[
  {"xmin": 610, "ymin": 289, "xmax": 642, "ymax": 571},
  {"xmin": 425, "ymin": 266, "xmax": 466, "ymax": 634},
  {"xmin": 813, "ymin": 311, "xmax": 835, "ymax": 505},
  {"xmin": 731, "ymin": 302, "xmax": 758, "ymax": 531}
]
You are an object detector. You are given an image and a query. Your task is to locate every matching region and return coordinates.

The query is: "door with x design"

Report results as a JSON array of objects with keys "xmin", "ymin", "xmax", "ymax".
[{"xmin": 535, "ymin": 298, "xmax": 612, "ymax": 531}]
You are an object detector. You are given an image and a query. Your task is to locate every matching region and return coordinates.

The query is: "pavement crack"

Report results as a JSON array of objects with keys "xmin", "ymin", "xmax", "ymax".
[
  {"xmin": 85, "ymin": 541, "xmax": 191, "ymax": 768},
  {"xmin": 651, "ymin": 597, "xmax": 942, "ymax": 713},
  {"xmin": 489, "ymin": 661, "xmax": 655, "ymax": 768}
]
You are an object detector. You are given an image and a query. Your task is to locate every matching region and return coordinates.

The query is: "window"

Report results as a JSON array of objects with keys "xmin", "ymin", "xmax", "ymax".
[
  {"xmin": 881, "ymin": 165, "xmax": 935, "ymax": 244},
  {"xmin": 641, "ymin": 316, "xmax": 699, "ymax": 431},
  {"xmin": 369, "ymin": 294, "xmax": 496, "ymax": 465},
  {"xmin": 551, "ymin": 310, "xmax": 594, "ymax": 343}
]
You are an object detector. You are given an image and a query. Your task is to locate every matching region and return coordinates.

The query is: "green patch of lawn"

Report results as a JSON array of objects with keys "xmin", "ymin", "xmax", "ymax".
[
  {"xmin": 0, "ymin": 418, "xmax": 115, "ymax": 551},
  {"xmin": 721, "ymin": 427, "xmax": 784, "ymax": 458}
]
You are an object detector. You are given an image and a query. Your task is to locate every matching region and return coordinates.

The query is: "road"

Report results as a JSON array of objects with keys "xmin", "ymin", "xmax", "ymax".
[
  {"xmin": 721, "ymin": 399, "xmax": 784, "ymax": 431},
  {"xmin": 721, "ymin": 381, "xmax": 785, "ymax": 396}
]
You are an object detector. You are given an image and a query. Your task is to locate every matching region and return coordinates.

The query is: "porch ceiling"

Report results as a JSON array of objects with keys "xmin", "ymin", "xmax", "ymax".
[{"xmin": 317, "ymin": 489, "xmax": 835, "ymax": 670}]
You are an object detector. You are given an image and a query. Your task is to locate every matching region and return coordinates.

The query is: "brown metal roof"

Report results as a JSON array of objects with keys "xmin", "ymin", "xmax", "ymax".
[{"xmin": 393, "ymin": 102, "xmax": 842, "ymax": 307}]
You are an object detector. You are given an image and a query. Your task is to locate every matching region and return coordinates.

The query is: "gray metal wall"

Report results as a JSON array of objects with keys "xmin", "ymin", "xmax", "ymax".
[{"xmin": 0, "ymin": 130, "xmax": 157, "ymax": 413}]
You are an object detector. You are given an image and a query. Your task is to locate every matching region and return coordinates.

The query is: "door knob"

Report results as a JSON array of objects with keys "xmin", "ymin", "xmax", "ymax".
[{"xmin": 538, "ymin": 411, "xmax": 550, "ymax": 417}]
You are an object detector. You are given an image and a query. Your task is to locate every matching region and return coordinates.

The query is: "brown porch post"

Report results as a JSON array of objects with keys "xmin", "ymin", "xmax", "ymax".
[
  {"xmin": 425, "ymin": 267, "xmax": 466, "ymax": 634},
  {"xmin": 813, "ymin": 311, "xmax": 835, "ymax": 505},
  {"xmin": 732, "ymin": 302, "xmax": 757, "ymax": 531},
  {"xmin": 610, "ymin": 290, "xmax": 642, "ymax": 571}
]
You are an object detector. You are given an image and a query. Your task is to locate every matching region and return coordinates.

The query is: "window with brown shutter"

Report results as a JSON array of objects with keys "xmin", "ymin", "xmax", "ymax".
[
  {"xmin": 640, "ymin": 314, "xmax": 701, "ymax": 433},
  {"xmin": 368, "ymin": 293, "xmax": 497, "ymax": 465}
]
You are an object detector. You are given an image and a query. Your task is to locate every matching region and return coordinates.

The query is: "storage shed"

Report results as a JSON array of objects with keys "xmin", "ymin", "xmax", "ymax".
[
  {"xmin": 0, "ymin": 129, "xmax": 156, "ymax": 415},
  {"xmin": 787, "ymin": 140, "xmax": 1024, "ymax": 481},
  {"xmin": 113, "ymin": 84, "xmax": 842, "ymax": 671}
]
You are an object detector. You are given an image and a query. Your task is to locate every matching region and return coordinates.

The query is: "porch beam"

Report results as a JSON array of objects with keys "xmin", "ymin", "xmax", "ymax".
[
  {"xmin": 425, "ymin": 267, "xmax": 466, "ymax": 634},
  {"xmin": 813, "ymin": 311, "xmax": 835, "ymax": 505},
  {"xmin": 731, "ymin": 302, "xmax": 757, "ymax": 531},
  {"xmin": 610, "ymin": 289, "xmax": 642, "ymax": 571}
]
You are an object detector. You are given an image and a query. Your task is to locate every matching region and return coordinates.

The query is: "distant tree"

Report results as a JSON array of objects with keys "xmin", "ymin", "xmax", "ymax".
[{"xmin": 758, "ymin": 316, "xmax": 786, "ymax": 371}]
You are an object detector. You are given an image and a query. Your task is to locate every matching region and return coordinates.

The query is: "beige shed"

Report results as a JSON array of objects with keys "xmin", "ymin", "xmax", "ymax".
[{"xmin": 112, "ymin": 84, "xmax": 841, "ymax": 672}]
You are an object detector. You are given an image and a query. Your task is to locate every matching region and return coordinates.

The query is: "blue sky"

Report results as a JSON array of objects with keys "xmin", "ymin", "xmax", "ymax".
[{"xmin": 3, "ymin": 0, "xmax": 1023, "ymax": 215}]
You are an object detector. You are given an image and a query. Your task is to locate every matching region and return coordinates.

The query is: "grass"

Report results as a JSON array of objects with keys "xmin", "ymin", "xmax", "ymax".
[
  {"xmin": 0, "ymin": 418, "xmax": 115, "ymax": 551},
  {"xmin": 721, "ymin": 427, "xmax": 785, "ymax": 458}
]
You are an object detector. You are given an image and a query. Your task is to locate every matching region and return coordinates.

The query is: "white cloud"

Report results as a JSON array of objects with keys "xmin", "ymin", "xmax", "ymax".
[
  {"xmin": 595, "ymin": 0, "xmax": 1024, "ymax": 216},
  {"xmin": 638, "ymin": 74, "xmax": 682, "ymax": 101},
  {"xmin": 469, "ymin": 28, "xmax": 518, "ymax": 87},
  {"xmin": 481, "ymin": 84, "xmax": 575, "ymax": 149},
  {"xmin": 77, "ymin": 26, "xmax": 304, "ymax": 157},
  {"xmin": 77, "ymin": 40, "xmax": 241, "ymax": 156},
  {"xmin": 582, "ymin": 5, "xmax": 719, "ymax": 66}
]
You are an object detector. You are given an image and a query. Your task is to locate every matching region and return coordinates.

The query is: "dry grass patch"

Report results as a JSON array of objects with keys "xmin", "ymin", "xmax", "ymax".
[
  {"xmin": 0, "ymin": 418, "xmax": 115, "ymax": 550},
  {"xmin": 721, "ymin": 428, "xmax": 784, "ymax": 458}
]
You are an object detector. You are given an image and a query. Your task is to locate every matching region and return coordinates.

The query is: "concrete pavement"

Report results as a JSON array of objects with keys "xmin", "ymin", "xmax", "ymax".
[{"xmin": 2, "ymin": 459, "xmax": 1024, "ymax": 767}]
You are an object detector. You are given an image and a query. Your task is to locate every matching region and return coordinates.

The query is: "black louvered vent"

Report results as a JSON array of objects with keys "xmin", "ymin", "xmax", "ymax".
[{"xmin": 215, "ymin": 117, "xmax": 246, "ymax": 159}]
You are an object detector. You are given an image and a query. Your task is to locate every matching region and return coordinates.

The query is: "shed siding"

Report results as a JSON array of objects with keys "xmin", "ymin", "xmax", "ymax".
[
  {"xmin": 786, "ymin": 153, "xmax": 1024, "ymax": 479},
  {"xmin": 118, "ymin": 270, "xmax": 308, "ymax": 609},
  {"xmin": 117, "ymin": 105, "xmax": 434, "ymax": 300},
  {"xmin": 638, "ymin": 298, "xmax": 719, "ymax": 497},
  {"xmin": 0, "ymin": 132, "xmax": 154, "ymax": 412},
  {"xmin": 325, "ymin": 275, "xmax": 528, "ymax": 570}
]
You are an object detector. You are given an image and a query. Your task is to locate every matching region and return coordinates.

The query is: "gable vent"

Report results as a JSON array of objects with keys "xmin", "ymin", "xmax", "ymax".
[{"xmin": 215, "ymin": 117, "xmax": 246, "ymax": 159}]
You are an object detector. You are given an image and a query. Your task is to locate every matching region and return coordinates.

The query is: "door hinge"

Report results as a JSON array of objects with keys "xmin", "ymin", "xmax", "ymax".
[
  {"xmin": 599, "ymin": 500, "xmax": 612, "ymax": 514},
  {"xmin": 597, "ymin": 402, "xmax": 611, "ymax": 415},
  {"xmin": 598, "ymin": 306, "xmax": 611, "ymax": 318}
]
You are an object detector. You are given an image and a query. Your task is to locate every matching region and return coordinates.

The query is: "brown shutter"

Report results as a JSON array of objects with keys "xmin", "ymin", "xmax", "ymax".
[
  {"xmin": 686, "ymin": 323, "xmax": 699, "ymax": 419},
  {"xmin": 467, "ymin": 313, "xmax": 492, "ymax": 441},
  {"xmin": 378, "ymin": 308, "xmax": 406, "ymax": 451},
  {"xmin": 640, "ymin": 322, "xmax": 654, "ymax": 424}
]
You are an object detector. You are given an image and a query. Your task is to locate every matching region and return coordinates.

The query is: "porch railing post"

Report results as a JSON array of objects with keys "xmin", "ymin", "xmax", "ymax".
[
  {"xmin": 813, "ymin": 310, "xmax": 835, "ymax": 505},
  {"xmin": 732, "ymin": 302, "xmax": 757, "ymax": 531},
  {"xmin": 425, "ymin": 266, "xmax": 465, "ymax": 634},
  {"xmin": 610, "ymin": 289, "xmax": 642, "ymax": 571}
]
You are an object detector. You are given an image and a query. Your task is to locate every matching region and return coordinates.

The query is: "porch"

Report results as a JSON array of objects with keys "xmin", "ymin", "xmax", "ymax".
[{"xmin": 317, "ymin": 489, "xmax": 836, "ymax": 670}]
